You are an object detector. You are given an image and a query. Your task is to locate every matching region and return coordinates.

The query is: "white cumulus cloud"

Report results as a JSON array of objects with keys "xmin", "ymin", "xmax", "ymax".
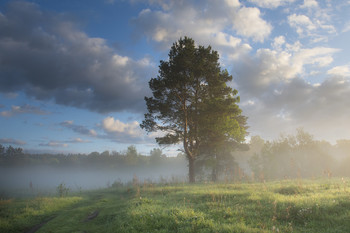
[
  {"xmin": 248, "ymin": 0, "xmax": 296, "ymax": 8},
  {"xmin": 327, "ymin": 65, "xmax": 350, "ymax": 77},
  {"xmin": 232, "ymin": 7, "xmax": 272, "ymax": 42},
  {"xmin": 132, "ymin": 0, "xmax": 271, "ymax": 55},
  {"xmin": 288, "ymin": 14, "xmax": 316, "ymax": 35},
  {"xmin": 102, "ymin": 117, "xmax": 142, "ymax": 138},
  {"xmin": 300, "ymin": 0, "xmax": 318, "ymax": 8}
]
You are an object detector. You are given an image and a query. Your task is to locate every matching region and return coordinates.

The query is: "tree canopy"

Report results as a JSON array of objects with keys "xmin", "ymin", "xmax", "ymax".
[{"xmin": 141, "ymin": 37, "xmax": 247, "ymax": 182}]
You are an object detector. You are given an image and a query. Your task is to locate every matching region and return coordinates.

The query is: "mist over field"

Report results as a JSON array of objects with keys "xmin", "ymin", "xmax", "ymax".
[
  {"xmin": 0, "ymin": 165, "xmax": 187, "ymax": 197},
  {"xmin": 0, "ymin": 146, "xmax": 188, "ymax": 197},
  {"xmin": 1, "ymin": 128, "xmax": 350, "ymax": 198}
]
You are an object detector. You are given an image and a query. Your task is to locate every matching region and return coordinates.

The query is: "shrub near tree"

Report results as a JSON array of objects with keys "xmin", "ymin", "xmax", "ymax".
[
  {"xmin": 141, "ymin": 37, "xmax": 247, "ymax": 183},
  {"xmin": 249, "ymin": 129, "xmax": 335, "ymax": 180},
  {"xmin": 149, "ymin": 148, "xmax": 166, "ymax": 166}
]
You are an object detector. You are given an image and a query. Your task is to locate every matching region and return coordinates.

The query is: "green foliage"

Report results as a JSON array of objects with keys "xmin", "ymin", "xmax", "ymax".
[
  {"xmin": 150, "ymin": 148, "xmax": 166, "ymax": 166},
  {"xmin": 125, "ymin": 145, "xmax": 139, "ymax": 166},
  {"xmin": 141, "ymin": 37, "xmax": 247, "ymax": 182},
  {"xmin": 57, "ymin": 183, "xmax": 70, "ymax": 197},
  {"xmin": 0, "ymin": 144, "xmax": 188, "ymax": 173},
  {"xmin": 2, "ymin": 179, "xmax": 350, "ymax": 232},
  {"xmin": 111, "ymin": 179, "xmax": 124, "ymax": 188},
  {"xmin": 0, "ymin": 196, "xmax": 82, "ymax": 233},
  {"xmin": 275, "ymin": 185, "xmax": 310, "ymax": 195},
  {"xmin": 248, "ymin": 129, "xmax": 336, "ymax": 180},
  {"xmin": 0, "ymin": 144, "xmax": 5, "ymax": 155}
]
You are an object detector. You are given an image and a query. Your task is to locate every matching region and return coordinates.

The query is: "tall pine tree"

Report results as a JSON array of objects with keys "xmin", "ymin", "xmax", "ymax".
[{"xmin": 141, "ymin": 37, "xmax": 247, "ymax": 182}]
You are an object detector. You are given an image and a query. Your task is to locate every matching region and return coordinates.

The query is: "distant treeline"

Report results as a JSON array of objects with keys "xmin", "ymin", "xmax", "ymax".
[
  {"xmin": 0, "ymin": 145, "xmax": 186, "ymax": 169},
  {"xmin": 1, "ymin": 129, "xmax": 350, "ymax": 181},
  {"xmin": 235, "ymin": 129, "xmax": 350, "ymax": 180}
]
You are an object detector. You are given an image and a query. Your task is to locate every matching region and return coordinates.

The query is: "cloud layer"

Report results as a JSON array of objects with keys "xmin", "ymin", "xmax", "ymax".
[
  {"xmin": 1, "ymin": 0, "xmax": 350, "ymax": 147},
  {"xmin": 132, "ymin": 0, "xmax": 350, "ymax": 142},
  {"xmin": 0, "ymin": 138, "xmax": 26, "ymax": 145},
  {"xmin": 132, "ymin": 0, "xmax": 269, "ymax": 57},
  {"xmin": 0, "ymin": 104, "xmax": 49, "ymax": 117},
  {"xmin": 0, "ymin": 1, "xmax": 152, "ymax": 113},
  {"xmin": 60, "ymin": 121, "xmax": 97, "ymax": 137}
]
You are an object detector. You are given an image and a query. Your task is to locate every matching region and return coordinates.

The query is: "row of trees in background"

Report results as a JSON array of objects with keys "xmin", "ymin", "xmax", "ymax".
[
  {"xmin": 243, "ymin": 129, "xmax": 350, "ymax": 180},
  {"xmin": 0, "ymin": 145, "xmax": 186, "ymax": 169},
  {"xmin": 192, "ymin": 128, "xmax": 350, "ymax": 182},
  {"xmin": 1, "ymin": 128, "xmax": 350, "ymax": 181}
]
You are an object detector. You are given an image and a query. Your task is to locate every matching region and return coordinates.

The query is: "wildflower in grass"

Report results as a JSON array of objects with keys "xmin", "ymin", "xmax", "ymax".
[{"xmin": 272, "ymin": 225, "xmax": 279, "ymax": 232}]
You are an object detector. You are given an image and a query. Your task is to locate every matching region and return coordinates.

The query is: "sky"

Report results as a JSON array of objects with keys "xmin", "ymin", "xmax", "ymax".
[{"xmin": 0, "ymin": 0, "xmax": 350, "ymax": 155}]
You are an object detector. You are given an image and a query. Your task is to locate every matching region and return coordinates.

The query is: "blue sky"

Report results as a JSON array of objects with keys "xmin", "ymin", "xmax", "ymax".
[{"xmin": 1, "ymin": 0, "xmax": 350, "ymax": 155}]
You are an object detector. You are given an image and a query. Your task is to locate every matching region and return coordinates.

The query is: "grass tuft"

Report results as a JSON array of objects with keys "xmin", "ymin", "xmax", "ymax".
[{"xmin": 275, "ymin": 185, "xmax": 310, "ymax": 195}]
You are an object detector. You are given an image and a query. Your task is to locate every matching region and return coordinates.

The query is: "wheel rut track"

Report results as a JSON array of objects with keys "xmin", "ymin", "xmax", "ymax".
[
  {"xmin": 24, "ymin": 196, "xmax": 102, "ymax": 233},
  {"xmin": 25, "ymin": 215, "xmax": 56, "ymax": 233}
]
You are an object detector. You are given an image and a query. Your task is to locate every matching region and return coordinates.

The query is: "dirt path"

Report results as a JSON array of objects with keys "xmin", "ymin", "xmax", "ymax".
[
  {"xmin": 25, "ymin": 209, "xmax": 100, "ymax": 233},
  {"xmin": 25, "ymin": 216, "xmax": 56, "ymax": 233},
  {"xmin": 83, "ymin": 210, "xmax": 100, "ymax": 222}
]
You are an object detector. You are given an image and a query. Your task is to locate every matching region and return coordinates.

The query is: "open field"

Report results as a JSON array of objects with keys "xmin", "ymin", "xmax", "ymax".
[{"xmin": 1, "ymin": 178, "xmax": 350, "ymax": 233}]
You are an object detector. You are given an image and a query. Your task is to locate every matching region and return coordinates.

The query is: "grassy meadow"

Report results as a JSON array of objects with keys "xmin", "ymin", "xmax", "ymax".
[{"xmin": 1, "ymin": 178, "xmax": 350, "ymax": 233}]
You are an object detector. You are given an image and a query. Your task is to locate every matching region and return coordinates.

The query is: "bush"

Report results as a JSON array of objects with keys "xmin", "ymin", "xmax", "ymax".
[
  {"xmin": 57, "ymin": 183, "xmax": 69, "ymax": 197},
  {"xmin": 275, "ymin": 185, "xmax": 309, "ymax": 195}
]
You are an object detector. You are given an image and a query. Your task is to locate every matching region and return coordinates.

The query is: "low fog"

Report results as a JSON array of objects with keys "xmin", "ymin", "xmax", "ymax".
[
  {"xmin": 233, "ymin": 129, "xmax": 350, "ymax": 181},
  {"xmin": 1, "ymin": 129, "xmax": 350, "ymax": 197},
  {"xmin": 0, "ymin": 146, "xmax": 187, "ymax": 197},
  {"xmin": 0, "ymin": 165, "xmax": 187, "ymax": 197}
]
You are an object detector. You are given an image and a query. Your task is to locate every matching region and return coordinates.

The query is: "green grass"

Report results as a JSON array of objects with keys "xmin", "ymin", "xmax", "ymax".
[{"xmin": 1, "ymin": 178, "xmax": 350, "ymax": 232}]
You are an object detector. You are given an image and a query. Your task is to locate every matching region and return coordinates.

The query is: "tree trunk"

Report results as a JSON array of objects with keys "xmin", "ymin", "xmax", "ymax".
[
  {"xmin": 188, "ymin": 156, "xmax": 195, "ymax": 183},
  {"xmin": 211, "ymin": 167, "xmax": 217, "ymax": 182},
  {"xmin": 211, "ymin": 154, "xmax": 218, "ymax": 182}
]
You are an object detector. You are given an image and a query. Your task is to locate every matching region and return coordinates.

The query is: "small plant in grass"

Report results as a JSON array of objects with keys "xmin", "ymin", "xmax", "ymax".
[
  {"xmin": 275, "ymin": 185, "xmax": 309, "ymax": 195},
  {"xmin": 111, "ymin": 179, "xmax": 124, "ymax": 188},
  {"xmin": 56, "ymin": 182, "xmax": 69, "ymax": 197},
  {"xmin": 320, "ymin": 183, "xmax": 331, "ymax": 190},
  {"xmin": 133, "ymin": 174, "xmax": 139, "ymax": 187}
]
